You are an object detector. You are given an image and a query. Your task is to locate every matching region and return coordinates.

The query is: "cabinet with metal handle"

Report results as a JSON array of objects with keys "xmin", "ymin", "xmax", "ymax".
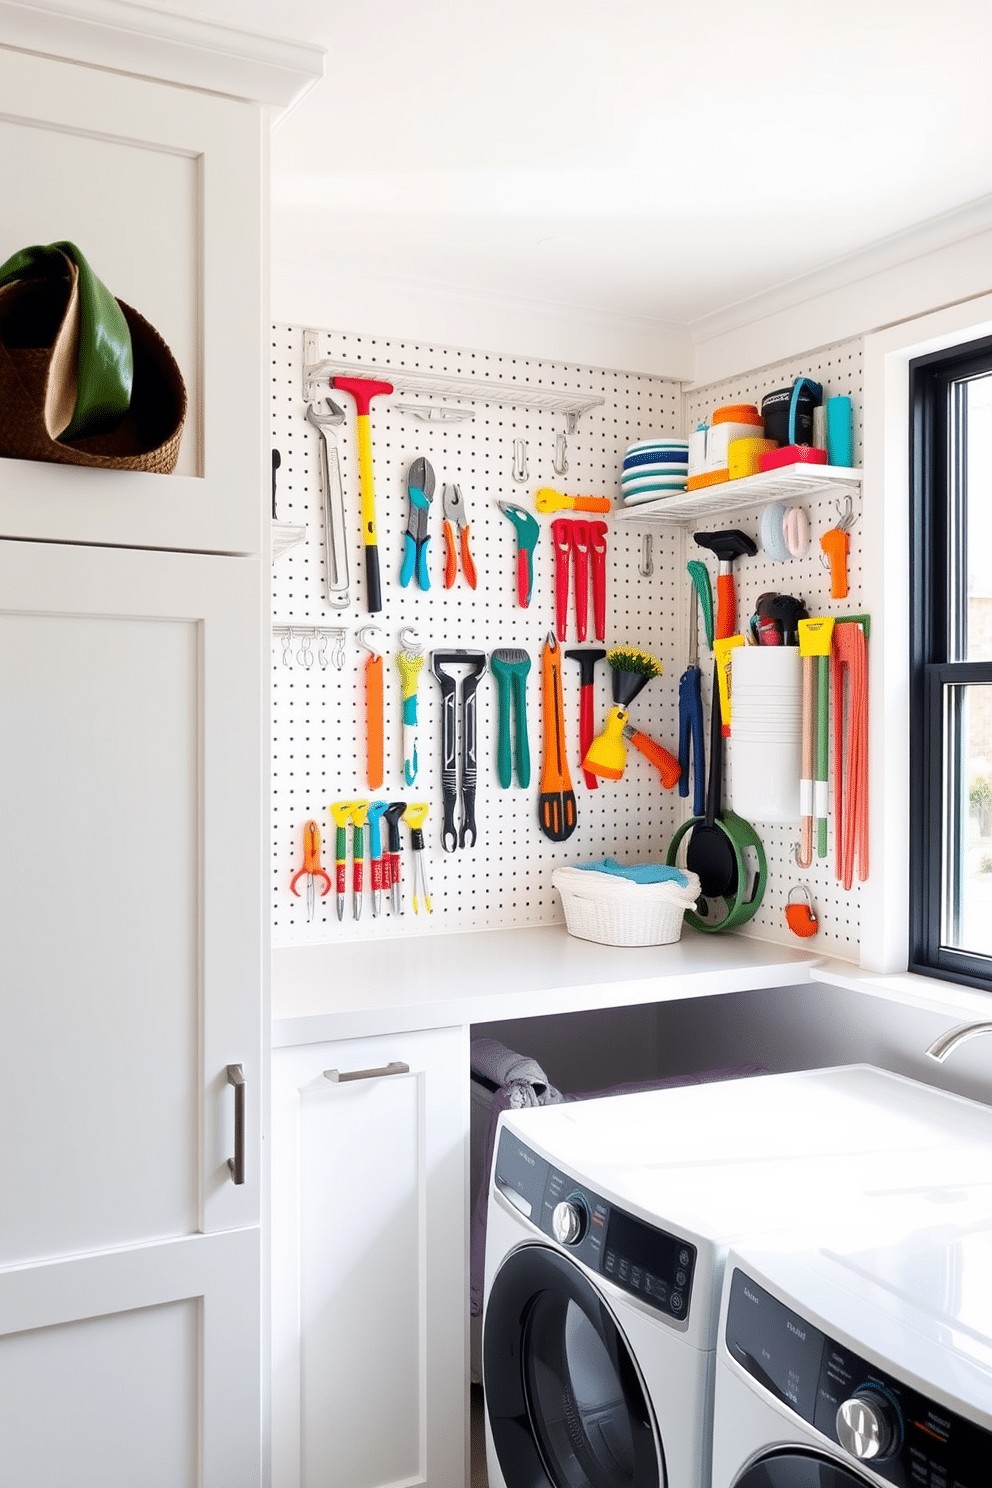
[{"xmin": 270, "ymin": 1025, "xmax": 468, "ymax": 1488}]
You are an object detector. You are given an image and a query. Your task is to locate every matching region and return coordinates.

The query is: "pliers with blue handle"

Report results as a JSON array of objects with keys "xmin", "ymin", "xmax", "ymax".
[
  {"xmin": 400, "ymin": 456, "xmax": 434, "ymax": 588},
  {"xmin": 678, "ymin": 566, "xmax": 710, "ymax": 817}
]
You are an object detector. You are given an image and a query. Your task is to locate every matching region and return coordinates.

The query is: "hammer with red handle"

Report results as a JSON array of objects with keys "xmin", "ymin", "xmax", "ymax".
[{"xmin": 332, "ymin": 375, "xmax": 393, "ymax": 613}]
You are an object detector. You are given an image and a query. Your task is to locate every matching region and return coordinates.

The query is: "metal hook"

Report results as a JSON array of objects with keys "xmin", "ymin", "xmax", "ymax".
[
  {"xmin": 638, "ymin": 533, "xmax": 654, "ymax": 577},
  {"xmin": 280, "ymin": 631, "xmax": 293, "ymax": 668},
  {"xmin": 399, "ymin": 625, "xmax": 423, "ymax": 656},
  {"xmin": 512, "ymin": 439, "xmax": 529, "ymax": 483},
  {"xmin": 357, "ymin": 624, "xmax": 385, "ymax": 658},
  {"xmin": 329, "ymin": 628, "xmax": 347, "ymax": 671},
  {"xmin": 834, "ymin": 492, "xmax": 860, "ymax": 530},
  {"xmin": 553, "ymin": 430, "xmax": 568, "ymax": 477},
  {"xmin": 297, "ymin": 633, "xmax": 314, "ymax": 669},
  {"xmin": 316, "ymin": 632, "xmax": 329, "ymax": 669}
]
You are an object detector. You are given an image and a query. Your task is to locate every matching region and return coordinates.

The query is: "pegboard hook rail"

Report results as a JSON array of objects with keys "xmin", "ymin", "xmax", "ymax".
[{"xmin": 273, "ymin": 625, "xmax": 347, "ymax": 671}]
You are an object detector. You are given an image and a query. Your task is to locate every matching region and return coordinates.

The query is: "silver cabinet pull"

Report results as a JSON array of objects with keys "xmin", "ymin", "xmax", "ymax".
[
  {"xmin": 324, "ymin": 1060, "xmax": 409, "ymax": 1084},
  {"xmin": 227, "ymin": 1063, "xmax": 246, "ymax": 1185}
]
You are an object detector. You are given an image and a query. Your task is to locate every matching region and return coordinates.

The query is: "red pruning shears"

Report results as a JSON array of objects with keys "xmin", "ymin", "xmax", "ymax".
[{"xmin": 289, "ymin": 819, "xmax": 332, "ymax": 921}]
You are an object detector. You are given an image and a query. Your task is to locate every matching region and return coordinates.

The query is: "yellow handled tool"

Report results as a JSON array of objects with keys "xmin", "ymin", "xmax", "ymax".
[
  {"xmin": 332, "ymin": 375, "xmax": 393, "ymax": 613},
  {"xmin": 535, "ymin": 487, "xmax": 611, "ymax": 515}
]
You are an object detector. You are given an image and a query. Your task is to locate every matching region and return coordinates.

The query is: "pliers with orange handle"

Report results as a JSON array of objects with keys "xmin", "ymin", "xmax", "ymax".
[
  {"xmin": 442, "ymin": 485, "xmax": 477, "ymax": 589},
  {"xmin": 290, "ymin": 819, "xmax": 332, "ymax": 921}
]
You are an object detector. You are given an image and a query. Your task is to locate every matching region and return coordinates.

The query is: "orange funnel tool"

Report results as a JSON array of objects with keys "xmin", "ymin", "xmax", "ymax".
[{"xmin": 332, "ymin": 375, "xmax": 393, "ymax": 613}]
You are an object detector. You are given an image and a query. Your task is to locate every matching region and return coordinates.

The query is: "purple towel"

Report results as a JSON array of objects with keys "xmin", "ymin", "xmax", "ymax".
[{"xmin": 469, "ymin": 1062, "xmax": 769, "ymax": 1317}]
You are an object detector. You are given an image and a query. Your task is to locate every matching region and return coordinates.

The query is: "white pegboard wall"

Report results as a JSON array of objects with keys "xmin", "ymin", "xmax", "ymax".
[
  {"xmin": 683, "ymin": 340, "xmax": 866, "ymax": 961},
  {"xmin": 271, "ymin": 326, "xmax": 685, "ymax": 945}
]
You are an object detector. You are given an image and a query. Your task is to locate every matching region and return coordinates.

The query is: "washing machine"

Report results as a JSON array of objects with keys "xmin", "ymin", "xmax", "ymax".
[
  {"xmin": 713, "ymin": 1201, "xmax": 992, "ymax": 1488},
  {"xmin": 481, "ymin": 1066, "xmax": 992, "ymax": 1488}
]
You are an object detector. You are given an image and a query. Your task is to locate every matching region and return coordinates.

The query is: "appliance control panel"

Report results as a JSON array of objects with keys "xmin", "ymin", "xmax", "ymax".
[
  {"xmin": 494, "ymin": 1128, "xmax": 696, "ymax": 1324},
  {"xmin": 725, "ymin": 1268, "xmax": 991, "ymax": 1485}
]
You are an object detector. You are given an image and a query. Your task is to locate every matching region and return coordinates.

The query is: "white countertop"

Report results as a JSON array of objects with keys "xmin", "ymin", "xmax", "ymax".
[{"xmin": 270, "ymin": 925, "xmax": 823, "ymax": 1046}]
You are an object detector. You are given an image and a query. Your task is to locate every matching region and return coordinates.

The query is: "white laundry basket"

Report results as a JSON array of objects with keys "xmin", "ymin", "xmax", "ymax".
[{"xmin": 552, "ymin": 866, "xmax": 702, "ymax": 947}]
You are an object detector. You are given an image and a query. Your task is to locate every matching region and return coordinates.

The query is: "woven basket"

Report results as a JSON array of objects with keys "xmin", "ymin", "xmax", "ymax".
[
  {"xmin": 0, "ymin": 269, "xmax": 186, "ymax": 474},
  {"xmin": 552, "ymin": 866, "xmax": 702, "ymax": 948}
]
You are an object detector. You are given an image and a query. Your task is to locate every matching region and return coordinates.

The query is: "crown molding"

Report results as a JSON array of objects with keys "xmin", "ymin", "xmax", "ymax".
[
  {"xmin": 271, "ymin": 251, "xmax": 695, "ymax": 380},
  {"xmin": 0, "ymin": 0, "xmax": 325, "ymax": 109},
  {"xmin": 689, "ymin": 194, "xmax": 992, "ymax": 348}
]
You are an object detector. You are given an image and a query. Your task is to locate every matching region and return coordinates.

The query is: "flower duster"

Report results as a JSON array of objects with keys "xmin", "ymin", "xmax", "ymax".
[{"xmin": 607, "ymin": 646, "xmax": 664, "ymax": 706}]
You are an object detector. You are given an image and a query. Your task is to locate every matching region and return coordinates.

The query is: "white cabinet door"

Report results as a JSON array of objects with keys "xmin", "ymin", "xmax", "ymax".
[
  {"xmin": 0, "ymin": 47, "xmax": 264, "ymax": 557},
  {"xmin": 271, "ymin": 1026, "xmax": 469, "ymax": 1488},
  {"xmin": 0, "ymin": 539, "xmax": 264, "ymax": 1486}
]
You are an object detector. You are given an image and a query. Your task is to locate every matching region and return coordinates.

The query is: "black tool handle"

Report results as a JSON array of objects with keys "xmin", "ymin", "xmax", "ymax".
[
  {"xmin": 705, "ymin": 660, "xmax": 723, "ymax": 827},
  {"xmin": 438, "ymin": 677, "xmax": 458, "ymax": 851},
  {"xmin": 365, "ymin": 544, "xmax": 382, "ymax": 613},
  {"xmin": 460, "ymin": 675, "xmax": 482, "ymax": 848}
]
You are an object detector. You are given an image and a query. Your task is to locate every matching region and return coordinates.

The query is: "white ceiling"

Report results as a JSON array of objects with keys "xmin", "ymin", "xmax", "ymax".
[{"xmin": 141, "ymin": 1, "xmax": 992, "ymax": 336}]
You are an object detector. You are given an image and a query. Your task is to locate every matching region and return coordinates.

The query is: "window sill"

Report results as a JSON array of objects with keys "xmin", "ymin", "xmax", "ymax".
[{"xmin": 811, "ymin": 958, "xmax": 992, "ymax": 1020}]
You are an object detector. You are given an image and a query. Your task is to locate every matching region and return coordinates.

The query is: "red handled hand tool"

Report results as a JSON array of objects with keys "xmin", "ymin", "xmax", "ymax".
[
  {"xmin": 565, "ymin": 647, "xmax": 606, "ymax": 790},
  {"xmin": 349, "ymin": 801, "xmax": 369, "ymax": 921},
  {"xmin": 571, "ymin": 520, "xmax": 591, "ymax": 641},
  {"xmin": 367, "ymin": 800, "xmax": 389, "ymax": 917},
  {"xmin": 590, "ymin": 521, "xmax": 608, "ymax": 642},
  {"xmin": 552, "ymin": 518, "xmax": 572, "ymax": 640},
  {"xmin": 329, "ymin": 801, "xmax": 354, "ymax": 921},
  {"xmin": 497, "ymin": 501, "xmax": 539, "ymax": 607},
  {"xmin": 289, "ymin": 819, "xmax": 332, "ymax": 921},
  {"xmin": 383, "ymin": 801, "xmax": 407, "ymax": 913},
  {"xmin": 442, "ymin": 484, "xmax": 477, "ymax": 589}
]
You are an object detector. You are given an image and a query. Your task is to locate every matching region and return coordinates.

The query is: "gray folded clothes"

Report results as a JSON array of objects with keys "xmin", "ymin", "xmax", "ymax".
[{"xmin": 470, "ymin": 1036, "xmax": 564, "ymax": 1106}]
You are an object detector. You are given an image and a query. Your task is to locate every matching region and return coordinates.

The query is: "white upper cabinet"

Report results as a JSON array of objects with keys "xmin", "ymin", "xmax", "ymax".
[{"xmin": 0, "ymin": 43, "xmax": 272, "ymax": 555}]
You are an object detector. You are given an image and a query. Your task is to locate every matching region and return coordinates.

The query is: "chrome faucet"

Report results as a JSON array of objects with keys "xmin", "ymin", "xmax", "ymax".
[{"xmin": 925, "ymin": 1021, "xmax": 992, "ymax": 1062}]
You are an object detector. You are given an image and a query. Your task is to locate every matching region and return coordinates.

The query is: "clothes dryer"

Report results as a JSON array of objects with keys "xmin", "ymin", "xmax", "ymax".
[
  {"xmin": 713, "ymin": 1200, "xmax": 992, "ymax": 1488},
  {"xmin": 482, "ymin": 1066, "xmax": 992, "ymax": 1488}
]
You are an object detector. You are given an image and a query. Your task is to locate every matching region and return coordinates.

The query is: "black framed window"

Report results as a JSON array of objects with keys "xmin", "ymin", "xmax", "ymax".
[{"xmin": 910, "ymin": 336, "xmax": 992, "ymax": 986}]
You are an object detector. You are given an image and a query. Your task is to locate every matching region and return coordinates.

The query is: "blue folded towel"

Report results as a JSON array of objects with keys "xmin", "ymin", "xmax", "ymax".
[{"xmin": 575, "ymin": 857, "xmax": 689, "ymax": 887}]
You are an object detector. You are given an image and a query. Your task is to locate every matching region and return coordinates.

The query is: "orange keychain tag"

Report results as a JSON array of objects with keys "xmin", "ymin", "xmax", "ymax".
[{"xmin": 785, "ymin": 885, "xmax": 818, "ymax": 938}]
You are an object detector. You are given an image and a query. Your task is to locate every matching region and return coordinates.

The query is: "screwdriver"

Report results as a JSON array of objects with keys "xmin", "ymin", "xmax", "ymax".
[
  {"xmin": 383, "ymin": 801, "xmax": 407, "ymax": 913},
  {"xmin": 367, "ymin": 800, "xmax": 389, "ymax": 917},
  {"xmin": 350, "ymin": 801, "xmax": 369, "ymax": 920},
  {"xmin": 403, "ymin": 803, "xmax": 432, "ymax": 915},
  {"xmin": 329, "ymin": 802, "xmax": 354, "ymax": 922}
]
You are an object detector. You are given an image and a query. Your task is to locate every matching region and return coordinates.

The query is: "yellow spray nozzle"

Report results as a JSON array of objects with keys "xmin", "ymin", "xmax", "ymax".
[{"xmin": 582, "ymin": 705, "xmax": 629, "ymax": 781}]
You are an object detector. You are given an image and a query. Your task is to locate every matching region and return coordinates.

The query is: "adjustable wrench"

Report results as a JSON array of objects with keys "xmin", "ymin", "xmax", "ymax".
[{"xmin": 306, "ymin": 397, "xmax": 350, "ymax": 610}]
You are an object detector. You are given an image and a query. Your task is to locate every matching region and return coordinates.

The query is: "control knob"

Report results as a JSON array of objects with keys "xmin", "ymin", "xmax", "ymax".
[
  {"xmin": 836, "ymin": 1390, "xmax": 899, "ymax": 1462},
  {"xmin": 552, "ymin": 1197, "xmax": 588, "ymax": 1246}
]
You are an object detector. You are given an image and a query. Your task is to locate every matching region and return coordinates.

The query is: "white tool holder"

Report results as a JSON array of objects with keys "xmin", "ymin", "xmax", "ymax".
[{"xmin": 271, "ymin": 325, "xmax": 864, "ymax": 958}]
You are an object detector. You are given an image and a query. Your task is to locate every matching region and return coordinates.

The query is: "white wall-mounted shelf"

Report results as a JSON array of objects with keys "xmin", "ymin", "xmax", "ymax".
[
  {"xmin": 302, "ymin": 331, "xmax": 604, "ymax": 427},
  {"xmin": 616, "ymin": 464, "xmax": 862, "ymax": 526}
]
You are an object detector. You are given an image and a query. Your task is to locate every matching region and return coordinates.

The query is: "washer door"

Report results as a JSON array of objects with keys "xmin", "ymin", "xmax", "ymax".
[
  {"xmin": 484, "ymin": 1244, "xmax": 663, "ymax": 1488},
  {"xmin": 733, "ymin": 1449, "xmax": 875, "ymax": 1488}
]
